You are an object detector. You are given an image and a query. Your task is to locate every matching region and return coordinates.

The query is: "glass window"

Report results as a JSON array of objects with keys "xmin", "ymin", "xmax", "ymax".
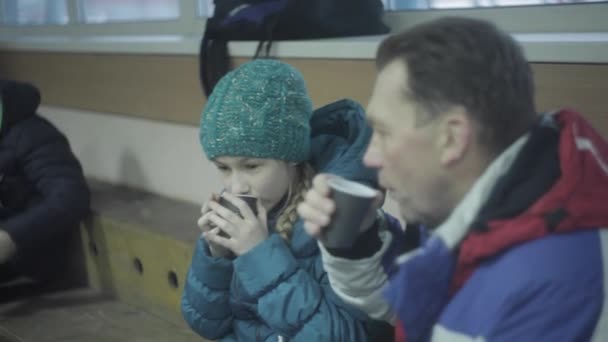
[
  {"xmin": 3, "ymin": 0, "xmax": 68, "ymax": 25},
  {"xmin": 198, "ymin": 0, "xmax": 214, "ymax": 17},
  {"xmin": 78, "ymin": 0, "xmax": 180, "ymax": 24},
  {"xmin": 383, "ymin": 0, "xmax": 607, "ymax": 10}
]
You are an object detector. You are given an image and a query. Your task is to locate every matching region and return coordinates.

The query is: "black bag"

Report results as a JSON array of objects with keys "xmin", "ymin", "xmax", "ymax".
[{"xmin": 200, "ymin": 0, "xmax": 389, "ymax": 97}]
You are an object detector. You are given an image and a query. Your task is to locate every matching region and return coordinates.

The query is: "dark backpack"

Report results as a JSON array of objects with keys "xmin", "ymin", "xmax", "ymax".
[{"xmin": 200, "ymin": 0, "xmax": 389, "ymax": 97}]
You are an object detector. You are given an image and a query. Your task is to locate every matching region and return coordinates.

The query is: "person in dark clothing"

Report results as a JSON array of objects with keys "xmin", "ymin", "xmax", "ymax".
[{"xmin": 0, "ymin": 79, "xmax": 90, "ymax": 287}]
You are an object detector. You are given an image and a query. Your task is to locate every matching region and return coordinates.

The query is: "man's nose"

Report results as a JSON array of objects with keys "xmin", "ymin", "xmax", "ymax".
[{"xmin": 363, "ymin": 137, "xmax": 383, "ymax": 169}]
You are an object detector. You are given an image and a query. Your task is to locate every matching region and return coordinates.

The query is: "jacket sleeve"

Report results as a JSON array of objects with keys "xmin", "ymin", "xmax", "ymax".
[
  {"xmin": 233, "ymin": 233, "xmax": 374, "ymax": 341},
  {"xmin": 431, "ymin": 277, "xmax": 604, "ymax": 342},
  {"xmin": 489, "ymin": 260, "xmax": 605, "ymax": 342},
  {"xmin": 486, "ymin": 285, "xmax": 603, "ymax": 341},
  {"xmin": 318, "ymin": 212, "xmax": 423, "ymax": 324},
  {"xmin": 318, "ymin": 229, "xmax": 394, "ymax": 324},
  {"xmin": 181, "ymin": 238, "xmax": 235, "ymax": 340},
  {"xmin": 1, "ymin": 118, "xmax": 90, "ymax": 254}
]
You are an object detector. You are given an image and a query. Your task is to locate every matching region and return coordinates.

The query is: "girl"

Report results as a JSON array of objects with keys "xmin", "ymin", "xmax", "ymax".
[{"xmin": 182, "ymin": 59, "xmax": 391, "ymax": 341}]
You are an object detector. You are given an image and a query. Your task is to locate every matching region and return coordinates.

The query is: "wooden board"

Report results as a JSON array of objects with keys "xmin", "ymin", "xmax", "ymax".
[{"xmin": 2, "ymin": 51, "xmax": 604, "ymax": 136}]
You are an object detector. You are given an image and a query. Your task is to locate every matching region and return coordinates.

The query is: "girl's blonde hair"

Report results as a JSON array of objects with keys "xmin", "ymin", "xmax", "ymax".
[{"xmin": 275, "ymin": 163, "xmax": 315, "ymax": 240}]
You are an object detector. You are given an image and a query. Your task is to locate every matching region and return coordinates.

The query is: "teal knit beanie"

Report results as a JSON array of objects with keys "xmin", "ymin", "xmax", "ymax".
[{"xmin": 200, "ymin": 59, "xmax": 313, "ymax": 162}]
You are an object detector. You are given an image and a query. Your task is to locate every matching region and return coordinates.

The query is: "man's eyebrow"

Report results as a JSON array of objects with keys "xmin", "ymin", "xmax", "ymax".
[{"xmin": 240, "ymin": 158, "xmax": 259, "ymax": 163}]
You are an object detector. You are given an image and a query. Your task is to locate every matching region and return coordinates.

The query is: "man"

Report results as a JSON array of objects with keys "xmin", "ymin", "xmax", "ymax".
[
  {"xmin": 298, "ymin": 17, "xmax": 608, "ymax": 341},
  {"xmin": 0, "ymin": 79, "xmax": 90, "ymax": 288}
]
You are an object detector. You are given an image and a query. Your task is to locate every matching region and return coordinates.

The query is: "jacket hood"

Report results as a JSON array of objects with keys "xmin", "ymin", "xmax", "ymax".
[
  {"xmin": 308, "ymin": 98, "xmax": 378, "ymax": 188},
  {"xmin": 291, "ymin": 99, "xmax": 379, "ymax": 257},
  {"xmin": 455, "ymin": 109, "xmax": 608, "ymax": 289}
]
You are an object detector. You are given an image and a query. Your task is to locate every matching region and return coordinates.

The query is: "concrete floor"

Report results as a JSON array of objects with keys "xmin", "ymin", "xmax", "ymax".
[{"xmin": 0, "ymin": 287, "xmax": 204, "ymax": 342}]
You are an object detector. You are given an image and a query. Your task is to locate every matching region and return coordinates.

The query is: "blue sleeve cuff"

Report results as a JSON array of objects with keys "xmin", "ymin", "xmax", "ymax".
[
  {"xmin": 234, "ymin": 234, "xmax": 299, "ymax": 299},
  {"xmin": 190, "ymin": 237, "xmax": 234, "ymax": 290}
]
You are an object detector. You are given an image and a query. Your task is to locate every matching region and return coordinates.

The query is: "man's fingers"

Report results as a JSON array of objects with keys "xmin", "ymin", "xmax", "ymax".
[
  {"xmin": 304, "ymin": 187, "xmax": 336, "ymax": 214},
  {"xmin": 297, "ymin": 202, "xmax": 331, "ymax": 228},
  {"xmin": 298, "ymin": 176, "xmax": 336, "ymax": 237},
  {"xmin": 312, "ymin": 174, "xmax": 332, "ymax": 196},
  {"xmin": 304, "ymin": 221, "xmax": 322, "ymax": 238}
]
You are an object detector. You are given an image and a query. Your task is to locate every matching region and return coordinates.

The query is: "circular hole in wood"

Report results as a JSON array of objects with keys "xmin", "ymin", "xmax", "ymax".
[
  {"xmin": 133, "ymin": 258, "xmax": 144, "ymax": 275},
  {"xmin": 168, "ymin": 270, "xmax": 179, "ymax": 289}
]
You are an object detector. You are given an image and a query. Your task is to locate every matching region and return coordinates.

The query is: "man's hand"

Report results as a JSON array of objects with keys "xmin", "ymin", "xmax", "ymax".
[
  {"xmin": 298, "ymin": 174, "xmax": 383, "ymax": 242},
  {"xmin": 0, "ymin": 230, "xmax": 16, "ymax": 264},
  {"xmin": 297, "ymin": 174, "xmax": 335, "ymax": 238}
]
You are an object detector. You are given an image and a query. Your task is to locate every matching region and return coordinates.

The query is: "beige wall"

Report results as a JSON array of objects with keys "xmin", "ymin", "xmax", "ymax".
[
  {"xmin": 1, "ymin": 51, "xmax": 606, "ymax": 136},
  {"xmin": 2, "ymin": 50, "xmax": 605, "ymax": 215}
]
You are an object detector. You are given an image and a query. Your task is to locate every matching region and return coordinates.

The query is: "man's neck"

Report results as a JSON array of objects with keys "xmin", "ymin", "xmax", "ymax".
[{"xmin": 433, "ymin": 135, "xmax": 529, "ymax": 249}]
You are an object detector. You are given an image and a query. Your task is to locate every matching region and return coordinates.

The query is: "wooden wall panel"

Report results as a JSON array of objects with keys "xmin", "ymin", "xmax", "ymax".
[
  {"xmin": 0, "ymin": 51, "xmax": 606, "ymax": 136},
  {"xmin": 0, "ymin": 52, "xmax": 204, "ymax": 124},
  {"xmin": 532, "ymin": 63, "xmax": 608, "ymax": 137}
]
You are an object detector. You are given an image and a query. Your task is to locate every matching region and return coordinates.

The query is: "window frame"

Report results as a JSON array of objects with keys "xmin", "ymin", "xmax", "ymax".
[
  {"xmin": 0, "ymin": 1, "xmax": 605, "ymax": 35},
  {"xmin": 0, "ymin": 0, "xmax": 606, "ymax": 63},
  {"xmin": 76, "ymin": 0, "xmax": 182, "ymax": 25},
  {"xmin": 1, "ymin": 0, "xmax": 70, "ymax": 26},
  {"xmin": 0, "ymin": 0, "xmax": 205, "ymax": 36},
  {"xmin": 384, "ymin": 2, "xmax": 608, "ymax": 33}
]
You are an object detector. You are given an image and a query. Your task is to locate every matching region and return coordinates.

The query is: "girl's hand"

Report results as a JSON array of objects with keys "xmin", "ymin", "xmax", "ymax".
[
  {"xmin": 204, "ymin": 193, "xmax": 269, "ymax": 256},
  {"xmin": 198, "ymin": 193, "xmax": 232, "ymax": 258}
]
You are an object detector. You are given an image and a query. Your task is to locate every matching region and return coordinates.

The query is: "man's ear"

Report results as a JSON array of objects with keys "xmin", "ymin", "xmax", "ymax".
[{"xmin": 436, "ymin": 107, "xmax": 473, "ymax": 167}]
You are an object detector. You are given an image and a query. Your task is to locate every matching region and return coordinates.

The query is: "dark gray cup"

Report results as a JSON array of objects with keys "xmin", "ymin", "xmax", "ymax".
[
  {"xmin": 322, "ymin": 177, "xmax": 377, "ymax": 249},
  {"xmin": 216, "ymin": 195, "xmax": 258, "ymax": 237}
]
